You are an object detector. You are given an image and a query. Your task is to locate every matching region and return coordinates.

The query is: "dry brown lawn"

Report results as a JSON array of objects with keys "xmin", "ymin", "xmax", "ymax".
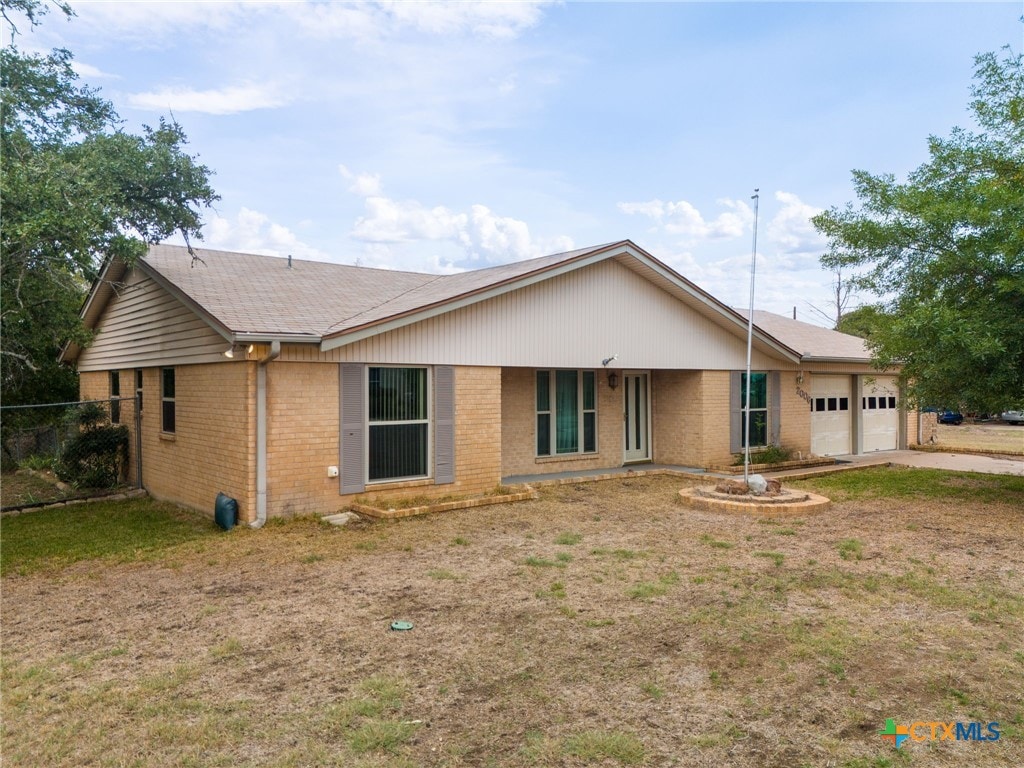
[
  {"xmin": 3, "ymin": 472, "xmax": 1023, "ymax": 767},
  {"xmin": 935, "ymin": 423, "xmax": 1024, "ymax": 454}
]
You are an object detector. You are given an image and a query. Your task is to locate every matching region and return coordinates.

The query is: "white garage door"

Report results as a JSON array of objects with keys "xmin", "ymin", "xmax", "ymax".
[
  {"xmin": 811, "ymin": 375, "xmax": 852, "ymax": 456},
  {"xmin": 862, "ymin": 376, "xmax": 900, "ymax": 452}
]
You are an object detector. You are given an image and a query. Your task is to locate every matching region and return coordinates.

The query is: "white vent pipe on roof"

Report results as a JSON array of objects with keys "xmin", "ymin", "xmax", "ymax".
[{"xmin": 251, "ymin": 340, "xmax": 281, "ymax": 528}]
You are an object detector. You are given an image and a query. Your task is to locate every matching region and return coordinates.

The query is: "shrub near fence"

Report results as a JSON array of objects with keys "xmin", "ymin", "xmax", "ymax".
[{"xmin": 1, "ymin": 398, "xmax": 138, "ymax": 496}]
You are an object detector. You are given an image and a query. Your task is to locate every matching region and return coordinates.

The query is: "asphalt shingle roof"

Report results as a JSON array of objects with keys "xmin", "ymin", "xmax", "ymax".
[
  {"xmin": 142, "ymin": 242, "xmax": 616, "ymax": 337},
  {"xmin": 136, "ymin": 244, "xmax": 868, "ymax": 363},
  {"xmin": 736, "ymin": 309, "xmax": 870, "ymax": 361}
]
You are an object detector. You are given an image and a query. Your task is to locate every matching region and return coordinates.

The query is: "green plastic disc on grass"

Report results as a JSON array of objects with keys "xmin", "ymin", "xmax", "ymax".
[{"xmin": 390, "ymin": 621, "xmax": 414, "ymax": 631}]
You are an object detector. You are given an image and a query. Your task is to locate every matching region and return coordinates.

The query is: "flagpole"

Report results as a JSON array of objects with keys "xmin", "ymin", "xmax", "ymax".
[{"xmin": 744, "ymin": 188, "xmax": 760, "ymax": 487}]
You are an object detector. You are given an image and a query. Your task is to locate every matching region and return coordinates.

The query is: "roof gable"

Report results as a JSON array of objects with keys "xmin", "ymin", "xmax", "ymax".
[{"xmin": 68, "ymin": 239, "xmax": 819, "ymax": 366}]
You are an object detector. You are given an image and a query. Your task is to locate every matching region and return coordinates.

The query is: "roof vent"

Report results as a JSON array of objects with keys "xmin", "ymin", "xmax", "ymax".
[{"xmin": 287, "ymin": 254, "xmax": 292, "ymax": 269}]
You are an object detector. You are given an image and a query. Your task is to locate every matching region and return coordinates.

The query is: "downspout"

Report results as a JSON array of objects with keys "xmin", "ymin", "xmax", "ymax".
[{"xmin": 251, "ymin": 341, "xmax": 281, "ymax": 528}]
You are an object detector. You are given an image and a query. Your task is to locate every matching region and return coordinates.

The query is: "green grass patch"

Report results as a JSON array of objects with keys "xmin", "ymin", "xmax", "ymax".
[
  {"xmin": 427, "ymin": 568, "xmax": 461, "ymax": 581},
  {"xmin": 1, "ymin": 471, "xmax": 69, "ymax": 508},
  {"xmin": 536, "ymin": 581, "xmax": 567, "ymax": 600},
  {"xmin": 1, "ymin": 498, "xmax": 216, "ymax": 576},
  {"xmin": 754, "ymin": 551, "xmax": 785, "ymax": 567},
  {"xmin": 562, "ymin": 729, "xmax": 644, "ymax": 764},
  {"xmin": 627, "ymin": 582, "xmax": 668, "ymax": 600},
  {"xmin": 555, "ymin": 531, "xmax": 582, "ymax": 545},
  {"xmin": 591, "ymin": 547, "xmax": 647, "ymax": 560},
  {"xmin": 790, "ymin": 465, "xmax": 1024, "ymax": 502},
  {"xmin": 525, "ymin": 556, "xmax": 564, "ymax": 568},
  {"xmin": 838, "ymin": 539, "xmax": 864, "ymax": 561},
  {"xmin": 347, "ymin": 719, "xmax": 419, "ymax": 754},
  {"xmin": 700, "ymin": 534, "xmax": 734, "ymax": 550}
]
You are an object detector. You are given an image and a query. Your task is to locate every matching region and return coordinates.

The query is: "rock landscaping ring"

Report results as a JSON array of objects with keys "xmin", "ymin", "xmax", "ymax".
[{"xmin": 678, "ymin": 485, "xmax": 830, "ymax": 516}]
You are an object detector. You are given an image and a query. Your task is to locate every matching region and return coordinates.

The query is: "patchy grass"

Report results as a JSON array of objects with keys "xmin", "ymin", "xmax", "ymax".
[
  {"xmin": 838, "ymin": 538, "xmax": 865, "ymax": 561},
  {"xmin": 789, "ymin": 465, "xmax": 1024, "ymax": 502},
  {"xmin": 1, "ymin": 471, "xmax": 70, "ymax": 508},
  {"xmin": 3, "ymin": 469, "xmax": 1023, "ymax": 766},
  {"xmin": 562, "ymin": 729, "xmax": 645, "ymax": 764},
  {"xmin": 0, "ymin": 497, "xmax": 216, "ymax": 575}
]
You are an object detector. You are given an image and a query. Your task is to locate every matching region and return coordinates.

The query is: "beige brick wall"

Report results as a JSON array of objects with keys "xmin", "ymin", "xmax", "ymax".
[
  {"xmin": 78, "ymin": 369, "xmax": 141, "ymax": 487},
  {"xmin": 699, "ymin": 370, "xmax": 733, "ymax": 466},
  {"xmin": 651, "ymin": 370, "xmax": 703, "ymax": 467},
  {"xmin": 500, "ymin": 367, "xmax": 623, "ymax": 477},
  {"xmin": 778, "ymin": 371, "xmax": 812, "ymax": 457},
  {"xmin": 910, "ymin": 410, "xmax": 937, "ymax": 445},
  {"xmin": 262, "ymin": 363, "xmax": 503, "ymax": 516},
  {"xmin": 451, "ymin": 365, "xmax": 503, "ymax": 495},
  {"xmin": 265, "ymin": 362, "xmax": 339, "ymax": 517},
  {"xmin": 138, "ymin": 363, "xmax": 256, "ymax": 519}
]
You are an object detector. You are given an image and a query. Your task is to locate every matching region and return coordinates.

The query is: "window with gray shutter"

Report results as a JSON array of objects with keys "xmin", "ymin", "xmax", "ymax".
[
  {"xmin": 339, "ymin": 363, "xmax": 365, "ymax": 495},
  {"xmin": 729, "ymin": 371, "xmax": 742, "ymax": 453},
  {"xmin": 770, "ymin": 371, "xmax": 781, "ymax": 445},
  {"xmin": 434, "ymin": 366, "xmax": 455, "ymax": 485}
]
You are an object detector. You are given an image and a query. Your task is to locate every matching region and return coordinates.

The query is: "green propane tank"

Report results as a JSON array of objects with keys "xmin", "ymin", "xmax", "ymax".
[{"xmin": 215, "ymin": 492, "xmax": 238, "ymax": 530}]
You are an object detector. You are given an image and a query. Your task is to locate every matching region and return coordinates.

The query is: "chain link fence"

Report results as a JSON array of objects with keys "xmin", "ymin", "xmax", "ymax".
[{"xmin": 1, "ymin": 397, "xmax": 141, "ymax": 503}]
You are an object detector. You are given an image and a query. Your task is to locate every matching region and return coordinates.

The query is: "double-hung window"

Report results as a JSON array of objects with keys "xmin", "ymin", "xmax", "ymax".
[
  {"xmin": 740, "ymin": 372, "xmax": 768, "ymax": 448},
  {"xmin": 161, "ymin": 368, "xmax": 175, "ymax": 433},
  {"xmin": 368, "ymin": 367, "xmax": 428, "ymax": 482},
  {"xmin": 536, "ymin": 370, "xmax": 597, "ymax": 456}
]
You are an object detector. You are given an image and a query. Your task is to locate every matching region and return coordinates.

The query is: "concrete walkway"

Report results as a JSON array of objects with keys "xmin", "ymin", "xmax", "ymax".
[{"xmin": 502, "ymin": 449, "xmax": 1023, "ymax": 487}]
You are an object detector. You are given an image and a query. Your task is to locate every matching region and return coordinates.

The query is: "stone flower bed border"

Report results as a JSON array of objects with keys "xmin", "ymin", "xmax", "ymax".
[
  {"xmin": 707, "ymin": 457, "xmax": 837, "ymax": 475},
  {"xmin": 350, "ymin": 487, "xmax": 539, "ymax": 519}
]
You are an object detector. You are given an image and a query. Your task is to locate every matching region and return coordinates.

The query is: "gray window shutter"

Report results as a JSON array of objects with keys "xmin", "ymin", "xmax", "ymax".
[
  {"xmin": 340, "ymin": 363, "xmax": 365, "ymax": 495},
  {"xmin": 770, "ymin": 371, "xmax": 781, "ymax": 446},
  {"xmin": 729, "ymin": 371, "xmax": 742, "ymax": 454},
  {"xmin": 434, "ymin": 365, "xmax": 455, "ymax": 485}
]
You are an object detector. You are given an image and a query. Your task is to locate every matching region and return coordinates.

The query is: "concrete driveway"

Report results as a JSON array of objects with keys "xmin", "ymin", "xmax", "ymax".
[
  {"xmin": 811, "ymin": 449, "xmax": 1024, "ymax": 477},
  {"xmin": 879, "ymin": 449, "xmax": 1023, "ymax": 476}
]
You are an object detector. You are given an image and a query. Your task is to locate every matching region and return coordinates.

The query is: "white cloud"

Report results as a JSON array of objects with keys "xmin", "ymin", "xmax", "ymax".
[
  {"xmin": 338, "ymin": 165, "xmax": 383, "ymax": 197},
  {"xmin": 71, "ymin": 1, "xmax": 554, "ymax": 43},
  {"xmin": 71, "ymin": 61, "xmax": 115, "ymax": 79},
  {"xmin": 343, "ymin": 170, "xmax": 572, "ymax": 264},
  {"xmin": 379, "ymin": 0, "xmax": 552, "ymax": 39},
  {"xmin": 127, "ymin": 83, "xmax": 288, "ymax": 115},
  {"xmin": 765, "ymin": 191, "xmax": 826, "ymax": 255},
  {"xmin": 69, "ymin": 1, "xmax": 274, "ymax": 39},
  {"xmin": 196, "ymin": 208, "xmax": 329, "ymax": 261},
  {"xmin": 618, "ymin": 198, "xmax": 752, "ymax": 240}
]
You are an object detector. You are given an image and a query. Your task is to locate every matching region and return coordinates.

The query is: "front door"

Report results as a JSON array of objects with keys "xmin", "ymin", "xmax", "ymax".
[{"xmin": 623, "ymin": 372, "xmax": 650, "ymax": 463}]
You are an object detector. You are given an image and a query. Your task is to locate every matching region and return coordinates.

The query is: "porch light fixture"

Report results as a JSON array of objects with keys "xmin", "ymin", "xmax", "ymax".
[
  {"xmin": 601, "ymin": 354, "xmax": 619, "ymax": 390},
  {"xmin": 796, "ymin": 371, "xmax": 804, "ymax": 384},
  {"xmin": 223, "ymin": 344, "xmax": 254, "ymax": 359}
]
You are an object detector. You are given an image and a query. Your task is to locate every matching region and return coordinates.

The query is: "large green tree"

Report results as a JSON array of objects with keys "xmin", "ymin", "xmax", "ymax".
[
  {"xmin": 813, "ymin": 48, "xmax": 1024, "ymax": 413},
  {"xmin": 1, "ymin": 0, "xmax": 218, "ymax": 404}
]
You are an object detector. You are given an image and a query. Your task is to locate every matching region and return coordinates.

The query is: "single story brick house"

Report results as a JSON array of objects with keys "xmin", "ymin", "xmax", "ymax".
[{"xmin": 63, "ymin": 240, "xmax": 923, "ymax": 525}]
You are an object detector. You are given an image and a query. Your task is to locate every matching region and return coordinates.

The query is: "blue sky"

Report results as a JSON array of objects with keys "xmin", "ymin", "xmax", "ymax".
[{"xmin": 13, "ymin": 1, "xmax": 1023, "ymax": 324}]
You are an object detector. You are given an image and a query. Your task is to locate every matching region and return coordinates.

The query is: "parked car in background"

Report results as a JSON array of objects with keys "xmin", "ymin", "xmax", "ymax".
[
  {"xmin": 936, "ymin": 410, "xmax": 964, "ymax": 425},
  {"xmin": 1002, "ymin": 410, "xmax": 1024, "ymax": 425}
]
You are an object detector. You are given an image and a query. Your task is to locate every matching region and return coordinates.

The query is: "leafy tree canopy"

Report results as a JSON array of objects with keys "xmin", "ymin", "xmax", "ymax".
[
  {"xmin": 835, "ymin": 304, "xmax": 889, "ymax": 341},
  {"xmin": 1, "ymin": 0, "xmax": 218, "ymax": 403},
  {"xmin": 813, "ymin": 48, "xmax": 1024, "ymax": 413}
]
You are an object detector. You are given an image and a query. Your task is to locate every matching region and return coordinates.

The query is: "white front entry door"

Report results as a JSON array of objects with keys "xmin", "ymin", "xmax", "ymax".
[{"xmin": 623, "ymin": 372, "xmax": 650, "ymax": 462}]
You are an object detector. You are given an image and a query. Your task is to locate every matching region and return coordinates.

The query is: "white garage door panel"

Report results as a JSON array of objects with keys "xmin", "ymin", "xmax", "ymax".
[
  {"xmin": 811, "ymin": 375, "xmax": 852, "ymax": 456},
  {"xmin": 862, "ymin": 376, "xmax": 899, "ymax": 452}
]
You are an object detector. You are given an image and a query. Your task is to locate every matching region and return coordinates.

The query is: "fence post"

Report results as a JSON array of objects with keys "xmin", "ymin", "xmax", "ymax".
[{"xmin": 135, "ymin": 392, "xmax": 143, "ymax": 489}]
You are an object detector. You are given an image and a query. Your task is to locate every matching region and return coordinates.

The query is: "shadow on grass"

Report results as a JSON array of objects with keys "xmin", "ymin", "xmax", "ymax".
[{"xmin": 1, "ymin": 498, "xmax": 218, "ymax": 576}]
